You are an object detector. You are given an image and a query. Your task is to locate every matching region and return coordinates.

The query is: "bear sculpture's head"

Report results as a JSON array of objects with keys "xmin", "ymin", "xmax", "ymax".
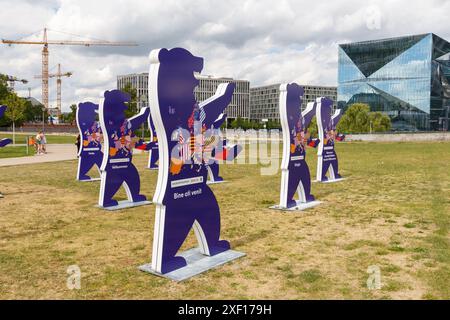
[
  {"xmin": 154, "ymin": 48, "xmax": 204, "ymax": 134},
  {"xmin": 77, "ymin": 102, "xmax": 99, "ymax": 130},
  {"xmin": 102, "ymin": 90, "xmax": 131, "ymax": 129}
]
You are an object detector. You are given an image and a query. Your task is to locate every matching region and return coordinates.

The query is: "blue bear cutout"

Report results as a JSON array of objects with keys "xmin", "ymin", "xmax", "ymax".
[
  {"xmin": 206, "ymin": 112, "xmax": 242, "ymax": 183},
  {"xmin": 147, "ymin": 115, "xmax": 159, "ymax": 169},
  {"xmin": 0, "ymin": 105, "xmax": 13, "ymax": 148},
  {"xmin": 76, "ymin": 102, "xmax": 103, "ymax": 181},
  {"xmin": 148, "ymin": 48, "xmax": 238, "ymax": 274},
  {"xmin": 98, "ymin": 90, "xmax": 150, "ymax": 208},
  {"xmin": 316, "ymin": 97, "xmax": 344, "ymax": 182},
  {"xmin": 279, "ymin": 83, "xmax": 318, "ymax": 208}
]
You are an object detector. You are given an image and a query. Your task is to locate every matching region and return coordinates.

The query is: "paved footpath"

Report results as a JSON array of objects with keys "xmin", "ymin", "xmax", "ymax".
[{"xmin": 0, "ymin": 144, "xmax": 77, "ymax": 167}]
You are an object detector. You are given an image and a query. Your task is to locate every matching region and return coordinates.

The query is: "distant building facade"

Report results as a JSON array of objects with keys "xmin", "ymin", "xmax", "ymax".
[
  {"xmin": 250, "ymin": 84, "xmax": 337, "ymax": 121},
  {"xmin": 194, "ymin": 74, "xmax": 250, "ymax": 121},
  {"xmin": 338, "ymin": 33, "xmax": 450, "ymax": 131},
  {"xmin": 117, "ymin": 73, "xmax": 149, "ymax": 109},
  {"xmin": 117, "ymin": 73, "xmax": 250, "ymax": 122}
]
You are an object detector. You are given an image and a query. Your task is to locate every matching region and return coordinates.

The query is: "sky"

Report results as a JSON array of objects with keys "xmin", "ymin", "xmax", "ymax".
[{"xmin": 0, "ymin": 0, "xmax": 449, "ymax": 112}]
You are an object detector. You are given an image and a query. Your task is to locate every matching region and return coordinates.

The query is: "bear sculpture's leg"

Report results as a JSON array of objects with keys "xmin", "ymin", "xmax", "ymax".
[
  {"xmin": 159, "ymin": 208, "xmax": 195, "ymax": 274},
  {"xmin": 193, "ymin": 187, "xmax": 230, "ymax": 255},
  {"xmin": 123, "ymin": 163, "xmax": 147, "ymax": 202},
  {"xmin": 286, "ymin": 168, "xmax": 302, "ymax": 208},
  {"xmin": 99, "ymin": 170, "xmax": 123, "ymax": 207},
  {"xmin": 207, "ymin": 162, "xmax": 223, "ymax": 182},
  {"xmin": 150, "ymin": 150, "xmax": 159, "ymax": 169},
  {"xmin": 94, "ymin": 152, "xmax": 103, "ymax": 170},
  {"xmin": 299, "ymin": 162, "xmax": 315, "ymax": 202},
  {"xmin": 330, "ymin": 157, "xmax": 341, "ymax": 179},
  {"xmin": 78, "ymin": 156, "xmax": 97, "ymax": 181},
  {"xmin": 321, "ymin": 159, "xmax": 331, "ymax": 182}
]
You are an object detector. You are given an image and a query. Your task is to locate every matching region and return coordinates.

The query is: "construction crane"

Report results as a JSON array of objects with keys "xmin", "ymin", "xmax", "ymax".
[
  {"xmin": 5, "ymin": 75, "xmax": 28, "ymax": 91},
  {"xmin": 2, "ymin": 28, "xmax": 137, "ymax": 110},
  {"xmin": 35, "ymin": 63, "xmax": 72, "ymax": 117}
]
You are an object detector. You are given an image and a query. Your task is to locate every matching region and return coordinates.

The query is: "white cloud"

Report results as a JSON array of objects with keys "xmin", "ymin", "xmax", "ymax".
[{"xmin": 0, "ymin": 0, "xmax": 449, "ymax": 112}]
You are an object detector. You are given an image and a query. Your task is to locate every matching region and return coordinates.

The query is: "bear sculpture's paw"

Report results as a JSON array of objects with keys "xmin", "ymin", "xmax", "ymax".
[
  {"xmin": 78, "ymin": 175, "xmax": 91, "ymax": 181},
  {"xmin": 161, "ymin": 256, "xmax": 187, "ymax": 274},
  {"xmin": 132, "ymin": 194, "xmax": 147, "ymax": 202},
  {"xmin": 102, "ymin": 199, "xmax": 119, "ymax": 208},
  {"xmin": 286, "ymin": 199, "xmax": 297, "ymax": 209},
  {"xmin": 208, "ymin": 240, "xmax": 230, "ymax": 256}
]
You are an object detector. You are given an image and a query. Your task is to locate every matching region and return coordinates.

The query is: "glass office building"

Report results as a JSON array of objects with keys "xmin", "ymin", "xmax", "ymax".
[{"xmin": 338, "ymin": 34, "xmax": 450, "ymax": 131}]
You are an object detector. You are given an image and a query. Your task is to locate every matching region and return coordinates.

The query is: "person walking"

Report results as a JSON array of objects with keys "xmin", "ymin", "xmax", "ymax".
[
  {"xmin": 41, "ymin": 132, "xmax": 47, "ymax": 154},
  {"xmin": 35, "ymin": 131, "xmax": 43, "ymax": 155},
  {"xmin": 75, "ymin": 134, "xmax": 81, "ymax": 157}
]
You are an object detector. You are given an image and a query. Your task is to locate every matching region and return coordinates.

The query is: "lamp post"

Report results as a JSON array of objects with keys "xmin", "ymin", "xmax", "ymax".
[
  {"xmin": 262, "ymin": 118, "xmax": 268, "ymax": 130},
  {"xmin": 42, "ymin": 107, "xmax": 45, "ymax": 132}
]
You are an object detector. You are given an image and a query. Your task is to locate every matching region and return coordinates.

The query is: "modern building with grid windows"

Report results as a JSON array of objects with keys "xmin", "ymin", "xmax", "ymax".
[
  {"xmin": 117, "ymin": 73, "xmax": 149, "ymax": 110},
  {"xmin": 249, "ymin": 84, "xmax": 337, "ymax": 122},
  {"xmin": 194, "ymin": 74, "xmax": 250, "ymax": 121},
  {"xmin": 117, "ymin": 73, "xmax": 250, "ymax": 122},
  {"xmin": 338, "ymin": 33, "xmax": 450, "ymax": 131}
]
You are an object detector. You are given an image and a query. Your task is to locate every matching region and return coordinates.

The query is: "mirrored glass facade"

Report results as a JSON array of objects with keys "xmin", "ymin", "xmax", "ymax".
[{"xmin": 338, "ymin": 33, "xmax": 450, "ymax": 131}]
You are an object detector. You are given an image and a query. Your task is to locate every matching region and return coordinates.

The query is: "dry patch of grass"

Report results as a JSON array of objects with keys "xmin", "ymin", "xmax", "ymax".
[{"xmin": 0, "ymin": 141, "xmax": 449, "ymax": 299}]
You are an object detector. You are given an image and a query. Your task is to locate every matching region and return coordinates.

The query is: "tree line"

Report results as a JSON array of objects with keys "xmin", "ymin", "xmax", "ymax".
[
  {"xmin": 1, "ymin": 74, "xmax": 391, "ymax": 136},
  {"xmin": 0, "ymin": 74, "xmax": 49, "ymax": 128},
  {"xmin": 230, "ymin": 103, "xmax": 391, "ymax": 135}
]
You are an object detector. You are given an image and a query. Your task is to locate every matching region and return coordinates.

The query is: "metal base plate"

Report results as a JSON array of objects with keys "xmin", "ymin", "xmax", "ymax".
[
  {"xmin": 78, "ymin": 178, "xmax": 101, "ymax": 182},
  {"xmin": 139, "ymin": 247, "xmax": 245, "ymax": 281},
  {"xmin": 148, "ymin": 167, "xmax": 158, "ymax": 171},
  {"xmin": 270, "ymin": 200, "xmax": 322, "ymax": 211},
  {"xmin": 97, "ymin": 200, "xmax": 152, "ymax": 211},
  {"xmin": 206, "ymin": 180, "xmax": 226, "ymax": 185},
  {"xmin": 314, "ymin": 177, "xmax": 346, "ymax": 184}
]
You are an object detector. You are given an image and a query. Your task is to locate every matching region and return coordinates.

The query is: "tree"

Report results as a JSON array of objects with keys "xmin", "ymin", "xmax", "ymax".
[
  {"xmin": 337, "ymin": 103, "xmax": 391, "ymax": 133},
  {"xmin": 23, "ymin": 99, "xmax": 46, "ymax": 123},
  {"xmin": 307, "ymin": 117, "xmax": 318, "ymax": 138},
  {"xmin": 266, "ymin": 119, "xmax": 281, "ymax": 130},
  {"xmin": 337, "ymin": 103, "xmax": 370, "ymax": 133},
  {"xmin": 121, "ymin": 82, "xmax": 138, "ymax": 118},
  {"xmin": 250, "ymin": 120, "xmax": 262, "ymax": 130},
  {"xmin": 0, "ymin": 74, "xmax": 10, "ymax": 100},
  {"xmin": 2, "ymin": 94, "xmax": 26, "ymax": 144},
  {"xmin": 231, "ymin": 117, "xmax": 244, "ymax": 129},
  {"xmin": 369, "ymin": 111, "xmax": 391, "ymax": 132},
  {"xmin": 67, "ymin": 104, "xmax": 77, "ymax": 124}
]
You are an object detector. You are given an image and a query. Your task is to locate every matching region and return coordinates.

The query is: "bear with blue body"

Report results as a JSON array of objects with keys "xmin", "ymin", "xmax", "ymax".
[
  {"xmin": 278, "ymin": 84, "xmax": 318, "ymax": 208},
  {"xmin": 205, "ymin": 112, "xmax": 242, "ymax": 183},
  {"xmin": 98, "ymin": 90, "xmax": 150, "ymax": 208},
  {"xmin": 76, "ymin": 102, "xmax": 103, "ymax": 181},
  {"xmin": 0, "ymin": 105, "xmax": 12, "ymax": 148},
  {"xmin": 148, "ymin": 48, "xmax": 237, "ymax": 274},
  {"xmin": 147, "ymin": 115, "xmax": 159, "ymax": 169},
  {"xmin": 0, "ymin": 105, "xmax": 12, "ymax": 198},
  {"xmin": 316, "ymin": 97, "xmax": 344, "ymax": 182}
]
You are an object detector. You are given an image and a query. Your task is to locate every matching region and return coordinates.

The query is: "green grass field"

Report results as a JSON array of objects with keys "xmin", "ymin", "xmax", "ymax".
[
  {"xmin": 0, "ymin": 146, "xmax": 35, "ymax": 158},
  {"xmin": 0, "ymin": 133, "xmax": 74, "ymax": 158},
  {"xmin": 0, "ymin": 141, "xmax": 449, "ymax": 299},
  {"xmin": 0, "ymin": 133, "xmax": 76, "ymax": 145}
]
